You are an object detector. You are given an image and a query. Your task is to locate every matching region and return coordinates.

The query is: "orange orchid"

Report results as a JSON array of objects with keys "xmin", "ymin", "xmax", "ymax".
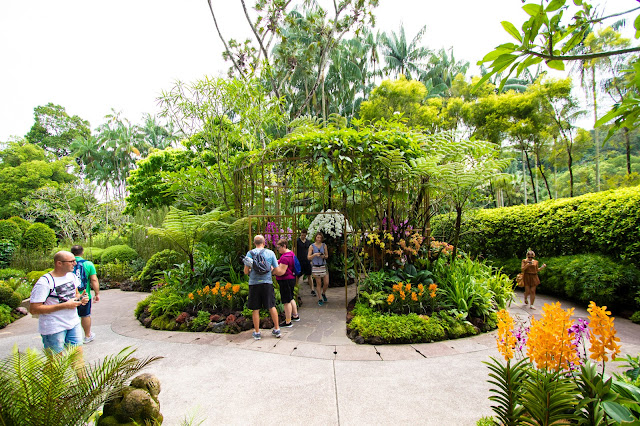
[{"xmin": 587, "ymin": 301, "xmax": 621, "ymax": 362}]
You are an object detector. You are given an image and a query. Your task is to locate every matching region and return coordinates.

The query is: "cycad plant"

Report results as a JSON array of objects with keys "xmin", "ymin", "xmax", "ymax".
[{"xmin": 0, "ymin": 346, "xmax": 160, "ymax": 426}]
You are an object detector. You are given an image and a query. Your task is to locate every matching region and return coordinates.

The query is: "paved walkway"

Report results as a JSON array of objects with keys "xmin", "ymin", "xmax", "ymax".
[{"xmin": 1, "ymin": 284, "xmax": 639, "ymax": 425}]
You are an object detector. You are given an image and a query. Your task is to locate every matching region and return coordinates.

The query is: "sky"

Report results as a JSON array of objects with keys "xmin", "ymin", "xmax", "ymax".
[{"xmin": 0, "ymin": 0, "xmax": 632, "ymax": 141}]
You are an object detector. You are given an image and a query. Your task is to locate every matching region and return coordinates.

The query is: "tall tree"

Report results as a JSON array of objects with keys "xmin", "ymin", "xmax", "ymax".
[
  {"xmin": 25, "ymin": 103, "xmax": 90, "ymax": 158},
  {"xmin": 576, "ymin": 27, "xmax": 631, "ymax": 191},
  {"xmin": 0, "ymin": 141, "xmax": 75, "ymax": 218},
  {"xmin": 477, "ymin": 0, "xmax": 640, "ymax": 143},
  {"xmin": 379, "ymin": 24, "xmax": 431, "ymax": 80},
  {"xmin": 207, "ymin": 0, "xmax": 378, "ymax": 119}
]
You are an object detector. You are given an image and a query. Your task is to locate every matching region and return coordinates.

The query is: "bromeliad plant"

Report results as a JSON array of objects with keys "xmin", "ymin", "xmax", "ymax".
[{"xmin": 486, "ymin": 301, "xmax": 640, "ymax": 425}]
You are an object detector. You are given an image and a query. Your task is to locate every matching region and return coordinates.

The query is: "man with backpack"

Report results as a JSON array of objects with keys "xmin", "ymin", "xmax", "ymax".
[
  {"xmin": 243, "ymin": 235, "xmax": 281, "ymax": 340},
  {"xmin": 29, "ymin": 251, "xmax": 89, "ymax": 353},
  {"xmin": 71, "ymin": 245, "xmax": 100, "ymax": 343}
]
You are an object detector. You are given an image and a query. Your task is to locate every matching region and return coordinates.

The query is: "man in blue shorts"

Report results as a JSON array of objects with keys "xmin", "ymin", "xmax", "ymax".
[
  {"xmin": 29, "ymin": 251, "xmax": 89, "ymax": 354},
  {"xmin": 244, "ymin": 235, "xmax": 281, "ymax": 340},
  {"xmin": 71, "ymin": 245, "xmax": 100, "ymax": 343}
]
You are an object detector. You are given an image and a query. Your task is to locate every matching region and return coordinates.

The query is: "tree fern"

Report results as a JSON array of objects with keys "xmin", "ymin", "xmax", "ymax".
[{"xmin": 146, "ymin": 206, "xmax": 232, "ymax": 271}]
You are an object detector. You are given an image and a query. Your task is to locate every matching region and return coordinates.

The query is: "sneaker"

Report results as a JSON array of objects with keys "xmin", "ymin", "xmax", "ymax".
[
  {"xmin": 322, "ymin": 293, "xmax": 328, "ymax": 302},
  {"xmin": 311, "ymin": 290, "xmax": 317, "ymax": 296},
  {"xmin": 318, "ymin": 300, "xmax": 324, "ymax": 306},
  {"xmin": 291, "ymin": 315, "xmax": 300, "ymax": 322},
  {"xmin": 280, "ymin": 321, "xmax": 293, "ymax": 328},
  {"xmin": 252, "ymin": 331, "xmax": 261, "ymax": 340},
  {"xmin": 84, "ymin": 332, "xmax": 95, "ymax": 344},
  {"xmin": 272, "ymin": 329, "xmax": 281, "ymax": 338}
]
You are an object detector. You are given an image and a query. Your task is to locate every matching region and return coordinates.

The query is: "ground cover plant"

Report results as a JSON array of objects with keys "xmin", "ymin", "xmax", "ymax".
[{"xmin": 483, "ymin": 302, "xmax": 640, "ymax": 425}]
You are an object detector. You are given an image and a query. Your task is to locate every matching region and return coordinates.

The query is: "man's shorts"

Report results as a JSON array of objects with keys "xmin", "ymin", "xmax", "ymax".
[
  {"xmin": 41, "ymin": 323, "xmax": 83, "ymax": 353},
  {"xmin": 277, "ymin": 278, "xmax": 296, "ymax": 304},
  {"xmin": 77, "ymin": 298, "xmax": 92, "ymax": 317},
  {"xmin": 247, "ymin": 283, "xmax": 276, "ymax": 310}
]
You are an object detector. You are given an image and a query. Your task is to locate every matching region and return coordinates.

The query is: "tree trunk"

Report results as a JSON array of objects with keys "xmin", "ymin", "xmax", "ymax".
[
  {"xmin": 522, "ymin": 149, "xmax": 527, "ymax": 205},
  {"xmin": 452, "ymin": 206, "xmax": 462, "ymax": 262},
  {"xmin": 535, "ymin": 149, "xmax": 553, "ymax": 199},
  {"xmin": 524, "ymin": 150, "xmax": 538, "ymax": 203},
  {"xmin": 567, "ymin": 145, "xmax": 574, "ymax": 197},
  {"xmin": 624, "ymin": 126, "xmax": 632, "ymax": 175},
  {"xmin": 592, "ymin": 68, "xmax": 600, "ymax": 192}
]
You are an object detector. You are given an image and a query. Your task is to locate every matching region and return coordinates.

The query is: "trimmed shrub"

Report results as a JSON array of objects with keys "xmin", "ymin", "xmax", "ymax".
[
  {"xmin": 22, "ymin": 223, "xmax": 57, "ymax": 253},
  {"xmin": 0, "ymin": 269, "xmax": 26, "ymax": 280},
  {"xmin": 7, "ymin": 217, "xmax": 30, "ymax": 235},
  {"xmin": 0, "ymin": 304, "xmax": 12, "ymax": 329},
  {"xmin": 492, "ymin": 254, "xmax": 640, "ymax": 312},
  {"xmin": 138, "ymin": 249, "xmax": 183, "ymax": 291},
  {"xmin": 0, "ymin": 220, "xmax": 22, "ymax": 246},
  {"xmin": 0, "ymin": 285, "xmax": 21, "ymax": 309},
  {"xmin": 25, "ymin": 270, "xmax": 52, "ymax": 289},
  {"xmin": 432, "ymin": 185, "xmax": 640, "ymax": 261},
  {"xmin": 0, "ymin": 241, "xmax": 16, "ymax": 268},
  {"xmin": 100, "ymin": 245, "xmax": 138, "ymax": 264},
  {"xmin": 82, "ymin": 247, "xmax": 104, "ymax": 264}
]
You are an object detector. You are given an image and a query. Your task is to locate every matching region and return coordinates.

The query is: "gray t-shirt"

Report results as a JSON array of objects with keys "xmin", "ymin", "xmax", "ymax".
[
  {"xmin": 246, "ymin": 248, "xmax": 278, "ymax": 285},
  {"xmin": 30, "ymin": 272, "xmax": 80, "ymax": 335}
]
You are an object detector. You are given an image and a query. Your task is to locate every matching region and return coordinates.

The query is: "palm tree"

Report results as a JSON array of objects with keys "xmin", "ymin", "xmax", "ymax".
[
  {"xmin": 141, "ymin": 114, "xmax": 181, "ymax": 152},
  {"xmin": 574, "ymin": 27, "xmax": 630, "ymax": 191},
  {"xmin": 422, "ymin": 47, "xmax": 470, "ymax": 95},
  {"xmin": 379, "ymin": 24, "xmax": 431, "ymax": 80},
  {"xmin": 0, "ymin": 346, "xmax": 160, "ymax": 426}
]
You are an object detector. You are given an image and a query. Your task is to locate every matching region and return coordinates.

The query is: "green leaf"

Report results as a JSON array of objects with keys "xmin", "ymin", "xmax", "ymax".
[
  {"xmin": 546, "ymin": 0, "xmax": 565, "ymax": 12},
  {"xmin": 546, "ymin": 60, "xmax": 565, "ymax": 71},
  {"xmin": 635, "ymin": 14, "xmax": 640, "ymax": 38},
  {"xmin": 602, "ymin": 401, "xmax": 634, "ymax": 423},
  {"xmin": 501, "ymin": 21, "xmax": 523, "ymax": 42},
  {"xmin": 523, "ymin": 3, "xmax": 542, "ymax": 16}
]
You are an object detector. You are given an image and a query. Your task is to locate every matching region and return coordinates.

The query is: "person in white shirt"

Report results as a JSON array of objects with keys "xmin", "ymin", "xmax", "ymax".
[{"xmin": 30, "ymin": 251, "xmax": 89, "ymax": 353}]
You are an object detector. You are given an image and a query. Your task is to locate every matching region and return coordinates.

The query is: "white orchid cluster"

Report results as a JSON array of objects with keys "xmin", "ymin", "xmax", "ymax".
[{"xmin": 308, "ymin": 210, "xmax": 353, "ymax": 239}]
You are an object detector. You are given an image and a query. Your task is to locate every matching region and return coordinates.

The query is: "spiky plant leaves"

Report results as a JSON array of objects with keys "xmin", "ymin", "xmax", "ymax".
[
  {"xmin": 485, "ymin": 357, "xmax": 528, "ymax": 426},
  {"xmin": 519, "ymin": 368, "xmax": 579, "ymax": 426},
  {"xmin": 0, "ymin": 346, "xmax": 161, "ymax": 426}
]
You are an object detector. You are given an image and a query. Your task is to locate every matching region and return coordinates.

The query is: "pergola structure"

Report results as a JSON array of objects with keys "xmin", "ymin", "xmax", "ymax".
[{"xmin": 232, "ymin": 128, "xmax": 433, "ymax": 307}]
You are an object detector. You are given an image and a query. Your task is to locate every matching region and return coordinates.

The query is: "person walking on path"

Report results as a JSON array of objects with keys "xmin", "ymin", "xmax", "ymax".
[
  {"xmin": 29, "ymin": 251, "xmax": 89, "ymax": 354},
  {"xmin": 244, "ymin": 235, "xmax": 282, "ymax": 340},
  {"xmin": 308, "ymin": 232, "xmax": 329, "ymax": 306},
  {"xmin": 71, "ymin": 245, "xmax": 100, "ymax": 343},
  {"xmin": 274, "ymin": 239, "xmax": 300, "ymax": 327},
  {"xmin": 296, "ymin": 229, "xmax": 313, "ymax": 295},
  {"xmin": 521, "ymin": 250, "xmax": 546, "ymax": 310}
]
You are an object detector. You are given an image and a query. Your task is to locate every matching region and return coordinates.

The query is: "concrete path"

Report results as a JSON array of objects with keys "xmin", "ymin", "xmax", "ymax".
[{"xmin": 1, "ymin": 284, "xmax": 639, "ymax": 426}]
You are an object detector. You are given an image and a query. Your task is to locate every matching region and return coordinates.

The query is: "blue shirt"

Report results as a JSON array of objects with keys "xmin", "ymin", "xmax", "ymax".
[{"xmin": 246, "ymin": 248, "xmax": 278, "ymax": 285}]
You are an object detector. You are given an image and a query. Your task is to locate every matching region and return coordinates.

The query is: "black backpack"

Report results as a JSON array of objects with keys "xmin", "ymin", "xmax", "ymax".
[{"xmin": 251, "ymin": 249, "xmax": 270, "ymax": 274}]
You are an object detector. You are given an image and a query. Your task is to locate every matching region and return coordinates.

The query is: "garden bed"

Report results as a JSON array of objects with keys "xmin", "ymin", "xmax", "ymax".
[{"xmin": 346, "ymin": 297, "xmax": 497, "ymax": 345}]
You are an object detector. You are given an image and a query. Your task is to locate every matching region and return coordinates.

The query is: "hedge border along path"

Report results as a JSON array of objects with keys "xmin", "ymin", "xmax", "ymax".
[{"xmin": 432, "ymin": 185, "xmax": 640, "ymax": 262}]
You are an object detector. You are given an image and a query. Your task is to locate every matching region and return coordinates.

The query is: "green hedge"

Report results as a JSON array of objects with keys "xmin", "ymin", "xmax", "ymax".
[
  {"xmin": 101, "ymin": 245, "xmax": 138, "ymax": 264},
  {"xmin": 491, "ymin": 254, "xmax": 640, "ymax": 312},
  {"xmin": 0, "ymin": 221, "xmax": 22, "ymax": 246},
  {"xmin": 22, "ymin": 223, "xmax": 57, "ymax": 253},
  {"xmin": 432, "ymin": 186, "xmax": 640, "ymax": 261}
]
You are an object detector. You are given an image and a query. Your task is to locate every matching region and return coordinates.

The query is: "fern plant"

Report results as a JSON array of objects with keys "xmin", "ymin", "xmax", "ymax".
[
  {"xmin": 145, "ymin": 206, "xmax": 232, "ymax": 272},
  {"xmin": 0, "ymin": 346, "xmax": 161, "ymax": 426}
]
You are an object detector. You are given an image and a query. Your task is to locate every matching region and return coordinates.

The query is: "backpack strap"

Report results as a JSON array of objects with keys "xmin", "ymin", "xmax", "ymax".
[{"xmin": 44, "ymin": 273, "xmax": 62, "ymax": 302}]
